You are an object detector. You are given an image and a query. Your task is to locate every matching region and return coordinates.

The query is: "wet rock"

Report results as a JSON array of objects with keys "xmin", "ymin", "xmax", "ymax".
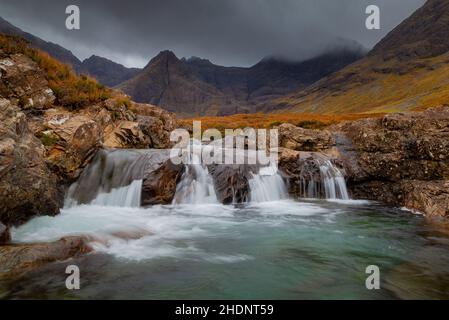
[
  {"xmin": 208, "ymin": 164, "xmax": 257, "ymax": 204},
  {"xmin": 278, "ymin": 123, "xmax": 335, "ymax": 152},
  {"xmin": 0, "ymin": 98, "xmax": 61, "ymax": 225},
  {"xmin": 0, "ymin": 236, "xmax": 93, "ymax": 280},
  {"xmin": 402, "ymin": 180, "xmax": 449, "ymax": 217},
  {"xmin": 141, "ymin": 159, "xmax": 185, "ymax": 205},
  {"xmin": 333, "ymin": 107, "xmax": 449, "ymax": 217},
  {"xmin": 278, "ymin": 148, "xmax": 345, "ymax": 198},
  {"xmin": 0, "ymin": 223, "xmax": 10, "ymax": 245}
]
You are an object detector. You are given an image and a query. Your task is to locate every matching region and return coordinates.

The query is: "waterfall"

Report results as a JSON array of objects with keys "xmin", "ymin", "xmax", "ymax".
[
  {"xmin": 320, "ymin": 161, "xmax": 350, "ymax": 200},
  {"xmin": 172, "ymin": 154, "xmax": 219, "ymax": 205},
  {"xmin": 65, "ymin": 149, "xmax": 168, "ymax": 208},
  {"xmin": 297, "ymin": 159, "xmax": 350, "ymax": 200},
  {"xmin": 89, "ymin": 180, "xmax": 143, "ymax": 207},
  {"xmin": 249, "ymin": 165, "xmax": 288, "ymax": 203}
]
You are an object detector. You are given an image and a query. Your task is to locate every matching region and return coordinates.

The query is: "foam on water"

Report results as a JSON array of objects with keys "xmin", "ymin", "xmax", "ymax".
[{"xmin": 12, "ymin": 200, "xmax": 333, "ymax": 261}]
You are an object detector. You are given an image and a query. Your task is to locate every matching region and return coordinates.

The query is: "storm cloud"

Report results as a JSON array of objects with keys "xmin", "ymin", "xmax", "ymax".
[{"xmin": 0, "ymin": 0, "xmax": 425, "ymax": 67}]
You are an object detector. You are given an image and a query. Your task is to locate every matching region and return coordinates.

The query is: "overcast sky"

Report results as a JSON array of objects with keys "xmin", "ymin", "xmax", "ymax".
[{"xmin": 0, "ymin": 0, "xmax": 425, "ymax": 68}]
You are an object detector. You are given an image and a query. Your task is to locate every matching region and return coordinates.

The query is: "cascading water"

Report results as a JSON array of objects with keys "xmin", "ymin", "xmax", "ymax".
[
  {"xmin": 320, "ymin": 160, "xmax": 350, "ymax": 200},
  {"xmin": 172, "ymin": 154, "xmax": 218, "ymax": 205},
  {"xmin": 248, "ymin": 165, "xmax": 288, "ymax": 203},
  {"xmin": 65, "ymin": 149, "xmax": 169, "ymax": 208},
  {"xmin": 297, "ymin": 158, "xmax": 350, "ymax": 200}
]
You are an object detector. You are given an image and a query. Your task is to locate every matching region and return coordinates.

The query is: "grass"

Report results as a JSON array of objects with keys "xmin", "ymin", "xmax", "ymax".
[
  {"xmin": 180, "ymin": 112, "xmax": 384, "ymax": 132},
  {"xmin": 273, "ymin": 53, "xmax": 449, "ymax": 114},
  {"xmin": 0, "ymin": 34, "xmax": 112, "ymax": 109}
]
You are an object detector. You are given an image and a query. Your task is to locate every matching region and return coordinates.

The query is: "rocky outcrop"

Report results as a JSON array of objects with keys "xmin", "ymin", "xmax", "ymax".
[
  {"xmin": 0, "ymin": 236, "xmax": 92, "ymax": 280},
  {"xmin": 42, "ymin": 110, "xmax": 104, "ymax": 181},
  {"xmin": 333, "ymin": 107, "xmax": 449, "ymax": 217},
  {"xmin": 0, "ymin": 222, "xmax": 10, "ymax": 245},
  {"xmin": 130, "ymin": 103, "xmax": 177, "ymax": 148},
  {"xmin": 278, "ymin": 123, "xmax": 335, "ymax": 152},
  {"xmin": 402, "ymin": 181, "xmax": 449, "ymax": 217},
  {"xmin": 0, "ymin": 52, "xmax": 55, "ymax": 110},
  {"xmin": 0, "ymin": 99, "xmax": 61, "ymax": 225},
  {"xmin": 141, "ymin": 159, "xmax": 184, "ymax": 205},
  {"xmin": 0, "ymin": 44, "xmax": 178, "ymax": 226}
]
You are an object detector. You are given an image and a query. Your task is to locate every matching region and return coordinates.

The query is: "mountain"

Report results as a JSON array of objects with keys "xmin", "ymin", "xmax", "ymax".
[
  {"xmin": 79, "ymin": 55, "xmax": 141, "ymax": 87},
  {"xmin": 0, "ymin": 17, "xmax": 140, "ymax": 87},
  {"xmin": 117, "ymin": 48, "xmax": 365, "ymax": 117},
  {"xmin": 0, "ymin": 16, "xmax": 82, "ymax": 68},
  {"xmin": 273, "ymin": 0, "xmax": 449, "ymax": 114}
]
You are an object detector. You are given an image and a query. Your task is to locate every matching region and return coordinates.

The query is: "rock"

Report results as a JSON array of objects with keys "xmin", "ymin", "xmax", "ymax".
[
  {"xmin": 208, "ymin": 164, "xmax": 257, "ymax": 204},
  {"xmin": 278, "ymin": 123, "xmax": 335, "ymax": 152},
  {"xmin": 141, "ymin": 159, "xmax": 185, "ymax": 205},
  {"xmin": 278, "ymin": 148, "xmax": 345, "ymax": 198},
  {"xmin": 0, "ymin": 223, "xmax": 10, "ymax": 245},
  {"xmin": 104, "ymin": 120, "xmax": 151, "ymax": 149},
  {"xmin": 0, "ymin": 53, "xmax": 55, "ymax": 109},
  {"xmin": 130, "ymin": 102, "xmax": 177, "ymax": 148},
  {"xmin": 402, "ymin": 180, "xmax": 449, "ymax": 217},
  {"xmin": 0, "ymin": 99, "xmax": 61, "ymax": 225},
  {"xmin": 333, "ymin": 107, "xmax": 449, "ymax": 217},
  {"xmin": 0, "ymin": 236, "xmax": 93, "ymax": 280},
  {"xmin": 43, "ymin": 111, "xmax": 103, "ymax": 181}
]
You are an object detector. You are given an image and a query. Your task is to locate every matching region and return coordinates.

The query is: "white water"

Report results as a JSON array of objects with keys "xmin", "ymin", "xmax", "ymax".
[
  {"xmin": 320, "ymin": 161, "xmax": 350, "ymax": 200},
  {"xmin": 173, "ymin": 163, "xmax": 218, "ymax": 205},
  {"xmin": 298, "ymin": 159, "xmax": 350, "ymax": 200},
  {"xmin": 89, "ymin": 180, "xmax": 143, "ymax": 208},
  {"xmin": 249, "ymin": 165, "xmax": 288, "ymax": 203}
]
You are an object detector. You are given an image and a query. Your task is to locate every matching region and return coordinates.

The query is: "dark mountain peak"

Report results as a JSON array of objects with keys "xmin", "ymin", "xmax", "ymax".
[
  {"xmin": 144, "ymin": 50, "xmax": 180, "ymax": 69},
  {"xmin": 83, "ymin": 54, "xmax": 122, "ymax": 66},
  {"xmin": 79, "ymin": 54, "xmax": 140, "ymax": 87},
  {"xmin": 370, "ymin": 0, "xmax": 449, "ymax": 60}
]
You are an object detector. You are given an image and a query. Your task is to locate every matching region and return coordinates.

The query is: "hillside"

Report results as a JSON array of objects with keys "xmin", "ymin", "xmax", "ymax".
[
  {"xmin": 118, "ymin": 48, "xmax": 364, "ymax": 117},
  {"xmin": 0, "ymin": 17, "xmax": 140, "ymax": 87},
  {"xmin": 0, "ymin": 16, "xmax": 81, "ymax": 68},
  {"xmin": 273, "ymin": 0, "xmax": 449, "ymax": 114}
]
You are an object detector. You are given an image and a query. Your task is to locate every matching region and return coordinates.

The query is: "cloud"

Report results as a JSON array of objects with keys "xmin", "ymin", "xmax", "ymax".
[{"xmin": 0, "ymin": 0, "xmax": 425, "ymax": 67}]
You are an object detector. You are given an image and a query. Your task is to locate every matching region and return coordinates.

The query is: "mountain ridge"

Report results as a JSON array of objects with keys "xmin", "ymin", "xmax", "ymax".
[
  {"xmin": 273, "ymin": 0, "xmax": 449, "ymax": 114},
  {"xmin": 0, "ymin": 16, "xmax": 141, "ymax": 87},
  {"xmin": 118, "ymin": 47, "xmax": 365, "ymax": 117}
]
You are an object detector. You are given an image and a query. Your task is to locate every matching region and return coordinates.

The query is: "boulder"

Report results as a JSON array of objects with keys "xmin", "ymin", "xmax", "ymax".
[
  {"xmin": 208, "ymin": 164, "xmax": 257, "ymax": 204},
  {"xmin": 0, "ymin": 236, "xmax": 92, "ymax": 280},
  {"xmin": 278, "ymin": 123, "xmax": 335, "ymax": 152},
  {"xmin": 401, "ymin": 180, "xmax": 449, "ymax": 217},
  {"xmin": 43, "ymin": 111, "xmax": 103, "ymax": 181},
  {"xmin": 0, "ymin": 99, "xmax": 61, "ymax": 225},
  {"xmin": 141, "ymin": 160, "xmax": 185, "ymax": 205},
  {"xmin": 130, "ymin": 102, "xmax": 177, "ymax": 148},
  {"xmin": 0, "ymin": 222, "xmax": 10, "ymax": 245}
]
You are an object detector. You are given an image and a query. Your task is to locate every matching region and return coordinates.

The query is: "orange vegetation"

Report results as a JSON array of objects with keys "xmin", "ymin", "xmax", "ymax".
[
  {"xmin": 0, "ymin": 34, "xmax": 111, "ymax": 108},
  {"xmin": 180, "ymin": 112, "xmax": 385, "ymax": 131}
]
